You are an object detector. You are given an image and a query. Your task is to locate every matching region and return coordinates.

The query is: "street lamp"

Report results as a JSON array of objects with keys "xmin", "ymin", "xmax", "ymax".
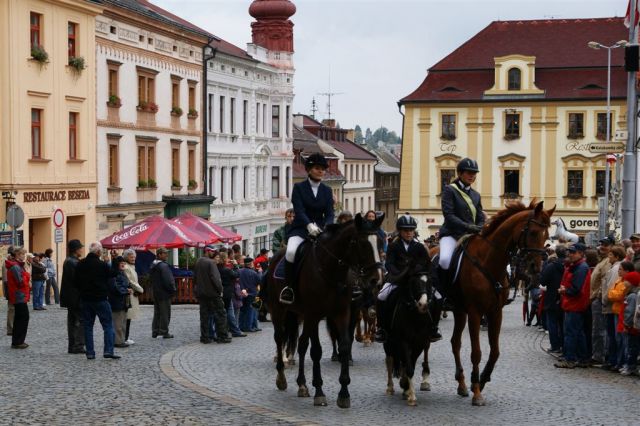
[
  {"xmin": 588, "ymin": 39, "xmax": 627, "ymax": 238},
  {"xmin": 202, "ymin": 41, "xmax": 217, "ymax": 196}
]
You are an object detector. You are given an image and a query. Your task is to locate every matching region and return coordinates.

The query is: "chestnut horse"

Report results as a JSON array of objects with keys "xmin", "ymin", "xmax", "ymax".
[
  {"xmin": 265, "ymin": 213, "xmax": 384, "ymax": 408},
  {"xmin": 427, "ymin": 200, "xmax": 554, "ymax": 406}
]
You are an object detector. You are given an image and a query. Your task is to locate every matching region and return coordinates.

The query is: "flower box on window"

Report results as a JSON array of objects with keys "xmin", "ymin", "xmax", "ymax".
[
  {"xmin": 68, "ymin": 56, "xmax": 86, "ymax": 72},
  {"xmin": 107, "ymin": 95, "xmax": 122, "ymax": 108},
  {"xmin": 504, "ymin": 134, "xmax": 520, "ymax": 141},
  {"xmin": 171, "ymin": 179, "xmax": 181, "ymax": 188},
  {"xmin": 440, "ymin": 133, "xmax": 456, "ymax": 141},
  {"xmin": 567, "ymin": 132, "xmax": 584, "ymax": 140},
  {"xmin": 596, "ymin": 132, "xmax": 607, "ymax": 141},
  {"xmin": 137, "ymin": 101, "xmax": 158, "ymax": 113},
  {"xmin": 30, "ymin": 45, "xmax": 49, "ymax": 65},
  {"xmin": 188, "ymin": 179, "xmax": 197, "ymax": 190},
  {"xmin": 171, "ymin": 106, "xmax": 183, "ymax": 117},
  {"xmin": 187, "ymin": 108, "xmax": 198, "ymax": 119}
]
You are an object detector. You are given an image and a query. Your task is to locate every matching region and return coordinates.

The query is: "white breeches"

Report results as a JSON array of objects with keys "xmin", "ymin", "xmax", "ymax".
[
  {"xmin": 285, "ymin": 236, "xmax": 304, "ymax": 263},
  {"xmin": 438, "ymin": 236, "xmax": 457, "ymax": 270}
]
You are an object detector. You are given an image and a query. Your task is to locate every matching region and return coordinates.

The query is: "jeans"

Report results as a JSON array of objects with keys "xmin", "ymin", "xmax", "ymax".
[
  {"xmin": 224, "ymin": 297, "xmax": 243, "ymax": 335},
  {"xmin": 240, "ymin": 295, "xmax": 257, "ymax": 331},
  {"xmin": 32, "ymin": 280, "xmax": 45, "ymax": 309},
  {"xmin": 11, "ymin": 303, "xmax": 29, "ymax": 346},
  {"xmin": 563, "ymin": 311, "xmax": 587, "ymax": 363},
  {"xmin": 614, "ymin": 316, "xmax": 626, "ymax": 368},
  {"xmin": 45, "ymin": 277, "xmax": 59, "ymax": 305},
  {"xmin": 591, "ymin": 299, "xmax": 606, "ymax": 362},
  {"xmin": 605, "ymin": 313, "xmax": 619, "ymax": 366},
  {"xmin": 626, "ymin": 334, "xmax": 640, "ymax": 368},
  {"xmin": 545, "ymin": 309, "xmax": 562, "ymax": 351},
  {"xmin": 82, "ymin": 300, "xmax": 115, "ymax": 357}
]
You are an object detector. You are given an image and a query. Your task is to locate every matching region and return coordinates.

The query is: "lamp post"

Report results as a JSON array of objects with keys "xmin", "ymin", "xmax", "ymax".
[
  {"xmin": 588, "ymin": 40, "xmax": 627, "ymax": 238},
  {"xmin": 202, "ymin": 41, "xmax": 217, "ymax": 196}
]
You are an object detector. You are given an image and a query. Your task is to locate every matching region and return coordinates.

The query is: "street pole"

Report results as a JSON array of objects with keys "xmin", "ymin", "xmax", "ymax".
[
  {"xmin": 623, "ymin": 1, "xmax": 638, "ymax": 238},
  {"xmin": 604, "ymin": 46, "xmax": 611, "ymax": 238}
]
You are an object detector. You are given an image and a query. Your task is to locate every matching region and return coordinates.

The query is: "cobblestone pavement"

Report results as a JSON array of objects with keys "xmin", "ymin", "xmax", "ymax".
[{"xmin": 2, "ymin": 300, "xmax": 638, "ymax": 426}]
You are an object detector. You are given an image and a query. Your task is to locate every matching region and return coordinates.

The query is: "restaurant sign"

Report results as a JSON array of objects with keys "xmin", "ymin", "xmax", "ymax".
[{"xmin": 23, "ymin": 190, "xmax": 90, "ymax": 203}]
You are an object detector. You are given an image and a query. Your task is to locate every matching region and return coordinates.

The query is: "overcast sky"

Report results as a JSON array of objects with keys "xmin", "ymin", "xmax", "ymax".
[{"xmin": 153, "ymin": 0, "xmax": 627, "ymax": 134}]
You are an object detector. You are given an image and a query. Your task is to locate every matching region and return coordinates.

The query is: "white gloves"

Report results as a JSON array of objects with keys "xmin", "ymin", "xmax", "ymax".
[{"xmin": 307, "ymin": 222, "xmax": 322, "ymax": 237}]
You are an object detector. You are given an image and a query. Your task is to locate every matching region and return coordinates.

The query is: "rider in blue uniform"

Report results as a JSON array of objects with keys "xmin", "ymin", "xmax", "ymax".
[{"xmin": 279, "ymin": 153, "xmax": 335, "ymax": 304}]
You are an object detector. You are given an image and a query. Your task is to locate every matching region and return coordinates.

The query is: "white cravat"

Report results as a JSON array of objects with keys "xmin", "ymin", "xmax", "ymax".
[
  {"xmin": 456, "ymin": 180, "xmax": 471, "ymax": 192},
  {"xmin": 403, "ymin": 241, "xmax": 410, "ymax": 252},
  {"xmin": 308, "ymin": 178, "xmax": 320, "ymax": 197}
]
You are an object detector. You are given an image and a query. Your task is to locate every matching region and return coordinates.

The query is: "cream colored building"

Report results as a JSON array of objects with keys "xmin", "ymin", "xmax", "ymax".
[
  {"xmin": 399, "ymin": 18, "xmax": 627, "ymax": 238},
  {"xmin": 0, "ymin": 0, "xmax": 101, "ymax": 264}
]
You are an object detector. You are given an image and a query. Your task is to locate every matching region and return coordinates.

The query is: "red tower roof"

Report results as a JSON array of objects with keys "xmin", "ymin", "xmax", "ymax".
[
  {"xmin": 249, "ymin": 0, "xmax": 296, "ymax": 52},
  {"xmin": 249, "ymin": 0, "xmax": 296, "ymax": 20}
]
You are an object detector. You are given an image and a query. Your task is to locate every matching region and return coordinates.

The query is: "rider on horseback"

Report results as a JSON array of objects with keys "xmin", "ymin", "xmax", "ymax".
[
  {"xmin": 279, "ymin": 153, "xmax": 335, "ymax": 304},
  {"xmin": 375, "ymin": 214, "xmax": 431, "ymax": 342}
]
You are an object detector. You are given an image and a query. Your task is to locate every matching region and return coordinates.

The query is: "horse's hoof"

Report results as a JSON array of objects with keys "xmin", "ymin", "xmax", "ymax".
[
  {"xmin": 331, "ymin": 354, "xmax": 338, "ymax": 362},
  {"xmin": 385, "ymin": 388, "xmax": 394, "ymax": 396},
  {"xmin": 297, "ymin": 386, "xmax": 310, "ymax": 398},
  {"xmin": 457, "ymin": 386, "xmax": 469, "ymax": 397},
  {"xmin": 420, "ymin": 382, "xmax": 431, "ymax": 392},
  {"xmin": 472, "ymin": 396, "xmax": 486, "ymax": 406},
  {"xmin": 363, "ymin": 340, "xmax": 371, "ymax": 347},
  {"xmin": 276, "ymin": 376, "xmax": 287, "ymax": 391},
  {"xmin": 407, "ymin": 398, "xmax": 417, "ymax": 407},
  {"xmin": 314, "ymin": 396, "xmax": 328, "ymax": 406},
  {"xmin": 337, "ymin": 396, "xmax": 351, "ymax": 409},
  {"xmin": 355, "ymin": 336, "xmax": 363, "ymax": 343}
]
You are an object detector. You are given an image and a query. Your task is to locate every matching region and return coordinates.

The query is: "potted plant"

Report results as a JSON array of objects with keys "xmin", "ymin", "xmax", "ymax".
[
  {"xmin": 188, "ymin": 179, "xmax": 197, "ymax": 189},
  {"xmin": 172, "ymin": 179, "xmax": 181, "ymax": 188},
  {"xmin": 136, "ymin": 101, "xmax": 148, "ymax": 112},
  {"xmin": 440, "ymin": 133, "xmax": 456, "ymax": 141},
  {"xmin": 146, "ymin": 102, "xmax": 159, "ymax": 113},
  {"xmin": 107, "ymin": 95, "xmax": 122, "ymax": 108},
  {"xmin": 30, "ymin": 45, "xmax": 49, "ymax": 65},
  {"xmin": 171, "ymin": 106, "xmax": 183, "ymax": 116},
  {"xmin": 187, "ymin": 108, "xmax": 198, "ymax": 119},
  {"xmin": 68, "ymin": 56, "xmax": 86, "ymax": 72},
  {"xmin": 137, "ymin": 180, "xmax": 148, "ymax": 188},
  {"xmin": 147, "ymin": 178, "xmax": 157, "ymax": 188},
  {"xmin": 567, "ymin": 131, "xmax": 584, "ymax": 139}
]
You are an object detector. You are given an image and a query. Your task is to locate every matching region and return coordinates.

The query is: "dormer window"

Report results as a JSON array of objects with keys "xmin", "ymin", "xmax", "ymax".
[{"xmin": 508, "ymin": 68, "xmax": 521, "ymax": 90}]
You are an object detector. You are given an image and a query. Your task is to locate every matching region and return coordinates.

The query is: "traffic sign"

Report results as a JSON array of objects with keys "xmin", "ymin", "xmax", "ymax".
[
  {"xmin": 6, "ymin": 205, "xmax": 24, "ymax": 228},
  {"xmin": 53, "ymin": 208, "xmax": 64, "ymax": 228},
  {"xmin": 588, "ymin": 142, "xmax": 626, "ymax": 154},
  {"xmin": 54, "ymin": 228, "xmax": 63, "ymax": 243}
]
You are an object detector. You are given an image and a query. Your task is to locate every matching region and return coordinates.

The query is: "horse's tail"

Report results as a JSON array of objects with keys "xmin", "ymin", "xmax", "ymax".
[{"xmin": 284, "ymin": 311, "xmax": 299, "ymax": 356}]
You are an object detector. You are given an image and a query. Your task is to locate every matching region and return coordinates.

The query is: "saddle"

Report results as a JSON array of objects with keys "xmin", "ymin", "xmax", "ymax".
[
  {"xmin": 431, "ymin": 242, "xmax": 465, "ymax": 297},
  {"xmin": 272, "ymin": 240, "xmax": 310, "ymax": 282}
]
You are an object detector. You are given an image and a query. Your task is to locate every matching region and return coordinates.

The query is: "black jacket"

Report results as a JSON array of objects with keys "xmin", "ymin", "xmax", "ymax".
[
  {"xmin": 288, "ymin": 179, "xmax": 335, "ymax": 239},
  {"xmin": 108, "ymin": 270, "xmax": 130, "ymax": 312},
  {"xmin": 218, "ymin": 264, "xmax": 239, "ymax": 302},
  {"xmin": 150, "ymin": 260, "xmax": 176, "ymax": 301},
  {"xmin": 76, "ymin": 252, "xmax": 113, "ymax": 302},
  {"xmin": 439, "ymin": 179, "xmax": 485, "ymax": 239},
  {"xmin": 385, "ymin": 238, "xmax": 430, "ymax": 280},
  {"xmin": 31, "ymin": 261, "xmax": 47, "ymax": 281},
  {"xmin": 540, "ymin": 257, "xmax": 565, "ymax": 311},
  {"xmin": 60, "ymin": 255, "xmax": 80, "ymax": 309},
  {"xmin": 194, "ymin": 256, "xmax": 223, "ymax": 299}
]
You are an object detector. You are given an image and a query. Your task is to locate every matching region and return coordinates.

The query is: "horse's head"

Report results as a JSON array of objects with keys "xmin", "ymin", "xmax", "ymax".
[
  {"xmin": 401, "ymin": 272, "xmax": 430, "ymax": 314},
  {"xmin": 348, "ymin": 212, "xmax": 385, "ymax": 290},
  {"xmin": 514, "ymin": 201, "xmax": 555, "ymax": 275}
]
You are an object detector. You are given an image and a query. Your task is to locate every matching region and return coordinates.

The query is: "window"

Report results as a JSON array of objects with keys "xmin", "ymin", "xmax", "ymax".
[
  {"xmin": 568, "ymin": 113, "xmax": 584, "ymax": 138},
  {"xmin": 596, "ymin": 112, "xmax": 612, "ymax": 141},
  {"xmin": 595, "ymin": 170, "xmax": 611, "ymax": 196},
  {"xmin": 503, "ymin": 170, "xmax": 519, "ymax": 197},
  {"xmin": 208, "ymin": 166, "xmax": 214, "ymax": 196},
  {"xmin": 137, "ymin": 141, "xmax": 156, "ymax": 185},
  {"xmin": 108, "ymin": 142, "xmax": 119, "ymax": 187},
  {"xmin": 505, "ymin": 113, "xmax": 520, "ymax": 139},
  {"xmin": 345, "ymin": 198, "xmax": 349, "ymax": 210},
  {"xmin": 107, "ymin": 61, "xmax": 120, "ymax": 98},
  {"xmin": 272, "ymin": 105, "xmax": 280, "ymax": 137},
  {"xmin": 508, "ymin": 68, "xmax": 521, "ymax": 90},
  {"xmin": 243, "ymin": 100, "xmax": 248, "ymax": 135},
  {"xmin": 220, "ymin": 167, "xmax": 226, "ymax": 202},
  {"xmin": 30, "ymin": 12, "xmax": 41, "ymax": 49},
  {"xmin": 263, "ymin": 104, "xmax": 267, "ymax": 134},
  {"xmin": 219, "ymin": 96, "xmax": 225, "ymax": 133},
  {"xmin": 208, "ymin": 94, "xmax": 213, "ymax": 131},
  {"xmin": 256, "ymin": 102, "xmax": 260, "ymax": 134},
  {"xmin": 360, "ymin": 197, "xmax": 364, "ymax": 212},
  {"xmin": 286, "ymin": 105, "xmax": 290, "ymax": 137},
  {"xmin": 243, "ymin": 166, "xmax": 249, "ymax": 200},
  {"xmin": 171, "ymin": 145, "xmax": 180, "ymax": 186},
  {"xmin": 440, "ymin": 169, "xmax": 455, "ymax": 193},
  {"xmin": 368, "ymin": 196, "xmax": 372, "ymax": 210},
  {"xmin": 367, "ymin": 165, "xmax": 371, "ymax": 182},
  {"xmin": 356, "ymin": 164, "xmax": 360, "ymax": 181},
  {"xmin": 231, "ymin": 167, "xmax": 237, "ymax": 201},
  {"xmin": 137, "ymin": 69, "xmax": 156, "ymax": 105},
  {"xmin": 68, "ymin": 22, "xmax": 77, "ymax": 59},
  {"xmin": 31, "ymin": 109, "xmax": 42, "ymax": 159},
  {"xmin": 188, "ymin": 82, "xmax": 196, "ymax": 112},
  {"xmin": 441, "ymin": 114, "xmax": 456, "ymax": 140},
  {"xmin": 272, "ymin": 167, "xmax": 280, "ymax": 198},
  {"xmin": 567, "ymin": 170, "xmax": 584, "ymax": 197},
  {"xmin": 350, "ymin": 164, "xmax": 354, "ymax": 182},
  {"xmin": 188, "ymin": 147, "xmax": 195, "ymax": 184},
  {"xmin": 171, "ymin": 77, "xmax": 180, "ymax": 109},
  {"xmin": 68, "ymin": 112, "xmax": 78, "ymax": 159},
  {"xmin": 286, "ymin": 167, "xmax": 290, "ymax": 197},
  {"xmin": 230, "ymin": 98, "xmax": 236, "ymax": 134}
]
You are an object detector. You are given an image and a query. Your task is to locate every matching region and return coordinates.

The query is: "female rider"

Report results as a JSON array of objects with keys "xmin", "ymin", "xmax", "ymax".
[{"xmin": 280, "ymin": 153, "xmax": 334, "ymax": 304}]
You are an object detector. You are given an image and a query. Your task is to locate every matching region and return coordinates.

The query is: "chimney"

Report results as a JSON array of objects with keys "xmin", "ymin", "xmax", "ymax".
[{"xmin": 322, "ymin": 119, "xmax": 336, "ymax": 128}]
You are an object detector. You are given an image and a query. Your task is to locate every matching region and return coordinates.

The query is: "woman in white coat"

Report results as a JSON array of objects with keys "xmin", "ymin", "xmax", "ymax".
[{"xmin": 122, "ymin": 249, "xmax": 144, "ymax": 345}]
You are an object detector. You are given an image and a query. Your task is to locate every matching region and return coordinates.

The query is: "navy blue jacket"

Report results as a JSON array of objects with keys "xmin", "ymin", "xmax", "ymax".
[
  {"xmin": 288, "ymin": 179, "xmax": 335, "ymax": 239},
  {"xmin": 239, "ymin": 267, "xmax": 261, "ymax": 296},
  {"xmin": 439, "ymin": 179, "xmax": 485, "ymax": 239},
  {"xmin": 385, "ymin": 238, "xmax": 429, "ymax": 279},
  {"xmin": 540, "ymin": 257, "xmax": 565, "ymax": 310}
]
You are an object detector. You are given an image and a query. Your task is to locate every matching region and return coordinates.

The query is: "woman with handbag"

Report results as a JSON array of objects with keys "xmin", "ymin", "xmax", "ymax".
[{"xmin": 122, "ymin": 249, "xmax": 144, "ymax": 345}]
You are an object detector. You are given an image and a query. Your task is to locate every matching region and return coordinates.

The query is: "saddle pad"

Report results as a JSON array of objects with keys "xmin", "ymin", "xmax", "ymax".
[{"xmin": 271, "ymin": 241, "xmax": 309, "ymax": 281}]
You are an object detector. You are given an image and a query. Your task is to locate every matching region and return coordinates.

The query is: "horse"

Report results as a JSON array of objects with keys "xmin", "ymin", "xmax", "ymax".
[
  {"xmin": 426, "ymin": 200, "xmax": 554, "ymax": 406},
  {"xmin": 383, "ymin": 270, "xmax": 431, "ymax": 406},
  {"xmin": 265, "ymin": 213, "xmax": 384, "ymax": 408},
  {"xmin": 551, "ymin": 218, "xmax": 578, "ymax": 243}
]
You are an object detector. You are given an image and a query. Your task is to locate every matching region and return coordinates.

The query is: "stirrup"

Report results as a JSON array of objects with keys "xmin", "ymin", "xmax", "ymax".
[{"xmin": 279, "ymin": 286, "xmax": 295, "ymax": 305}]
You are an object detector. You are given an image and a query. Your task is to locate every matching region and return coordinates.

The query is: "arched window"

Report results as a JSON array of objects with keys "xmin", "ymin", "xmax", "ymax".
[{"xmin": 508, "ymin": 68, "xmax": 521, "ymax": 90}]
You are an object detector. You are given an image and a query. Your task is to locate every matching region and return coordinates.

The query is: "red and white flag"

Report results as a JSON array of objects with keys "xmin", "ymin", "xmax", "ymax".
[{"xmin": 625, "ymin": 0, "xmax": 639, "ymax": 28}]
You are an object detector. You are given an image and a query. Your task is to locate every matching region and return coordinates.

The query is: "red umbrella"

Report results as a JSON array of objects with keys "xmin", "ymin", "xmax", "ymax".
[
  {"xmin": 171, "ymin": 212, "xmax": 242, "ymax": 244},
  {"xmin": 100, "ymin": 215, "xmax": 214, "ymax": 249}
]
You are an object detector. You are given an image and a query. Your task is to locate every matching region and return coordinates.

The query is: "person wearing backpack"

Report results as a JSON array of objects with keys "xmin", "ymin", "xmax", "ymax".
[
  {"xmin": 620, "ymin": 272, "xmax": 640, "ymax": 375},
  {"xmin": 554, "ymin": 243, "xmax": 591, "ymax": 369}
]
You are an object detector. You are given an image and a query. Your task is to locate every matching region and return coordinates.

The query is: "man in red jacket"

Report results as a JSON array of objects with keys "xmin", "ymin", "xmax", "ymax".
[{"xmin": 555, "ymin": 243, "xmax": 591, "ymax": 369}]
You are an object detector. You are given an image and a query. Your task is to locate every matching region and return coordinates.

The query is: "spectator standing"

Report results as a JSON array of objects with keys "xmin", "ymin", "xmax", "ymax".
[
  {"xmin": 554, "ymin": 243, "xmax": 591, "ymax": 369},
  {"xmin": 603, "ymin": 246, "xmax": 627, "ymax": 369},
  {"xmin": 272, "ymin": 209, "xmax": 294, "ymax": 253},
  {"xmin": 30, "ymin": 253, "xmax": 47, "ymax": 310},
  {"xmin": 219, "ymin": 252, "xmax": 243, "ymax": 337},
  {"xmin": 76, "ymin": 242, "xmax": 119, "ymax": 360},
  {"xmin": 589, "ymin": 238, "xmax": 614, "ymax": 366},
  {"xmin": 109, "ymin": 256, "xmax": 131, "ymax": 348},
  {"xmin": 254, "ymin": 249, "xmax": 269, "ymax": 272},
  {"xmin": 239, "ymin": 257, "xmax": 261, "ymax": 332},
  {"xmin": 194, "ymin": 247, "xmax": 230, "ymax": 344},
  {"xmin": 6, "ymin": 247, "xmax": 30, "ymax": 349},
  {"xmin": 43, "ymin": 248, "xmax": 59, "ymax": 306},
  {"xmin": 620, "ymin": 272, "xmax": 640, "ymax": 375},
  {"xmin": 60, "ymin": 239, "xmax": 85, "ymax": 354},
  {"xmin": 122, "ymin": 249, "xmax": 143, "ymax": 345},
  {"xmin": 540, "ymin": 246, "xmax": 566, "ymax": 353},
  {"xmin": 366, "ymin": 210, "xmax": 388, "ymax": 253},
  {"xmin": 150, "ymin": 247, "xmax": 176, "ymax": 339},
  {"xmin": 607, "ymin": 261, "xmax": 636, "ymax": 370},
  {"xmin": 631, "ymin": 233, "xmax": 640, "ymax": 272},
  {"xmin": 3, "ymin": 246, "xmax": 15, "ymax": 336}
]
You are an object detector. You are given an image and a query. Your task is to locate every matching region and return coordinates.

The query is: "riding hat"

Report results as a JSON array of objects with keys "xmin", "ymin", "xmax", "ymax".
[
  {"xmin": 304, "ymin": 153, "xmax": 329, "ymax": 170},
  {"xmin": 396, "ymin": 214, "xmax": 417, "ymax": 230},
  {"xmin": 456, "ymin": 157, "xmax": 480, "ymax": 174}
]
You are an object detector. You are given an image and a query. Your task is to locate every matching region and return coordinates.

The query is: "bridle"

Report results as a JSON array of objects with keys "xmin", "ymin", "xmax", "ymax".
[{"xmin": 314, "ymin": 229, "xmax": 382, "ymax": 284}]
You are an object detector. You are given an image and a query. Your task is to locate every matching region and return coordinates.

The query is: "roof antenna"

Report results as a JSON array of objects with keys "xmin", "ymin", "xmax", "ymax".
[
  {"xmin": 317, "ymin": 66, "xmax": 344, "ymax": 121},
  {"xmin": 310, "ymin": 97, "xmax": 318, "ymax": 119}
]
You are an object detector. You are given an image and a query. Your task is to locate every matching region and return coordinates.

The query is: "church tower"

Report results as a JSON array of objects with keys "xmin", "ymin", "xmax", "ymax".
[{"xmin": 247, "ymin": 0, "xmax": 296, "ymax": 70}]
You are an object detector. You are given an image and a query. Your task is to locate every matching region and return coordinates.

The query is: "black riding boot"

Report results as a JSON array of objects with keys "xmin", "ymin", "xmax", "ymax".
[
  {"xmin": 429, "ymin": 297, "xmax": 443, "ymax": 342},
  {"xmin": 374, "ymin": 300, "xmax": 387, "ymax": 343},
  {"xmin": 279, "ymin": 261, "xmax": 296, "ymax": 304}
]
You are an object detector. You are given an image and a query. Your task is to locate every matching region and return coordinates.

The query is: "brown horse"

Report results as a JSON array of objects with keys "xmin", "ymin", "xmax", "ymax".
[
  {"xmin": 265, "ymin": 213, "xmax": 384, "ymax": 408},
  {"xmin": 427, "ymin": 200, "xmax": 554, "ymax": 406}
]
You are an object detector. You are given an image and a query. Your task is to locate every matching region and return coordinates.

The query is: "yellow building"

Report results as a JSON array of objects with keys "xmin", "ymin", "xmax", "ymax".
[
  {"xmin": 399, "ymin": 18, "xmax": 627, "ymax": 238},
  {"xmin": 0, "ymin": 0, "xmax": 101, "ymax": 261}
]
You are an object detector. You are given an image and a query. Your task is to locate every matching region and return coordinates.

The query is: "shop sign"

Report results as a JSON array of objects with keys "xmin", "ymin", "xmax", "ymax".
[
  {"xmin": 23, "ymin": 190, "xmax": 90, "ymax": 203},
  {"xmin": 0, "ymin": 231, "xmax": 23, "ymax": 246},
  {"xmin": 568, "ymin": 218, "xmax": 599, "ymax": 230},
  {"xmin": 255, "ymin": 225, "xmax": 268, "ymax": 234}
]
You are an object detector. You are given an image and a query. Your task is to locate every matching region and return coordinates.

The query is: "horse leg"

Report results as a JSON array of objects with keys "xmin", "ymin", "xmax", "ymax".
[
  {"xmin": 404, "ymin": 347, "xmax": 418, "ymax": 406},
  {"xmin": 296, "ymin": 325, "xmax": 311, "ymax": 398},
  {"xmin": 480, "ymin": 310, "xmax": 503, "ymax": 392},
  {"xmin": 451, "ymin": 309, "xmax": 469, "ymax": 397},
  {"xmin": 336, "ymin": 314, "xmax": 353, "ymax": 408},
  {"xmin": 420, "ymin": 340, "xmax": 431, "ymax": 391},
  {"xmin": 467, "ymin": 310, "xmax": 485, "ymax": 406},
  {"xmin": 274, "ymin": 318, "xmax": 287, "ymax": 391},
  {"xmin": 355, "ymin": 310, "xmax": 363, "ymax": 343},
  {"xmin": 385, "ymin": 354, "xmax": 395, "ymax": 395},
  {"xmin": 309, "ymin": 323, "xmax": 327, "ymax": 406}
]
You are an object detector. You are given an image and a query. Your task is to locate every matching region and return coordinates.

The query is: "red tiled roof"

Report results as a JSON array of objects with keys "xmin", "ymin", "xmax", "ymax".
[
  {"xmin": 401, "ymin": 18, "xmax": 628, "ymax": 104},
  {"xmin": 139, "ymin": 0, "xmax": 211, "ymax": 38},
  {"xmin": 211, "ymin": 38, "xmax": 257, "ymax": 61},
  {"xmin": 324, "ymin": 139, "xmax": 378, "ymax": 161}
]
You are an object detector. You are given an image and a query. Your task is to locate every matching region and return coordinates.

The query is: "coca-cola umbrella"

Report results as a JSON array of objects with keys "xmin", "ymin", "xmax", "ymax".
[
  {"xmin": 171, "ymin": 212, "xmax": 242, "ymax": 244},
  {"xmin": 100, "ymin": 215, "xmax": 214, "ymax": 249}
]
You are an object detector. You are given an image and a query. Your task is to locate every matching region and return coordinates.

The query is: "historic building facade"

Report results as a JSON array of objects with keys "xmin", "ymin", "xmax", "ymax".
[
  {"xmin": 205, "ymin": 0, "xmax": 295, "ymax": 256},
  {"xmin": 399, "ymin": 18, "xmax": 627, "ymax": 238},
  {"xmin": 95, "ymin": 0, "xmax": 212, "ymax": 239},
  {"xmin": 0, "ymin": 0, "xmax": 101, "ymax": 263}
]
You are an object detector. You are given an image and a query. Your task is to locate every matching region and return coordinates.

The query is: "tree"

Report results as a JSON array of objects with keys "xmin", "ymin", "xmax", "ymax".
[
  {"xmin": 354, "ymin": 125, "xmax": 364, "ymax": 144},
  {"xmin": 365, "ymin": 127, "xmax": 373, "ymax": 145}
]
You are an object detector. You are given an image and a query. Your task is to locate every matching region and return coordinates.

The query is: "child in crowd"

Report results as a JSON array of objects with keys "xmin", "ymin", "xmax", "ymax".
[
  {"xmin": 620, "ymin": 271, "xmax": 640, "ymax": 375},
  {"xmin": 607, "ymin": 261, "xmax": 636, "ymax": 371}
]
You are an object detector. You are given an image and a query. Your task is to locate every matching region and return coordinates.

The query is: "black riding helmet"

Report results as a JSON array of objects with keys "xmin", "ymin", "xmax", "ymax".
[
  {"xmin": 456, "ymin": 157, "xmax": 479, "ymax": 174},
  {"xmin": 396, "ymin": 214, "xmax": 417, "ymax": 230},
  {"xmin": 305, "ymin": 153, "xmax": 329, "ymax": 170}
]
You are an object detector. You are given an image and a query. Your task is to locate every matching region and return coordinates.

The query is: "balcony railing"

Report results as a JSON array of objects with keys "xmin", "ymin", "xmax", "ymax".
[{"xmin": 375, "ymin": 187, "xmax": 399, "ymax": 201}]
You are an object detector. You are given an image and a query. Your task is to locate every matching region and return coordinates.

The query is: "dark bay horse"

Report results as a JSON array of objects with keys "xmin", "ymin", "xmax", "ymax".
[
  {"xmin": 428, "ymin": 200, "xmax": 554, "ymax": 406},
  {"xmin": 265, "ymin": 213, "xmax": 384, "ymax": 408}
]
